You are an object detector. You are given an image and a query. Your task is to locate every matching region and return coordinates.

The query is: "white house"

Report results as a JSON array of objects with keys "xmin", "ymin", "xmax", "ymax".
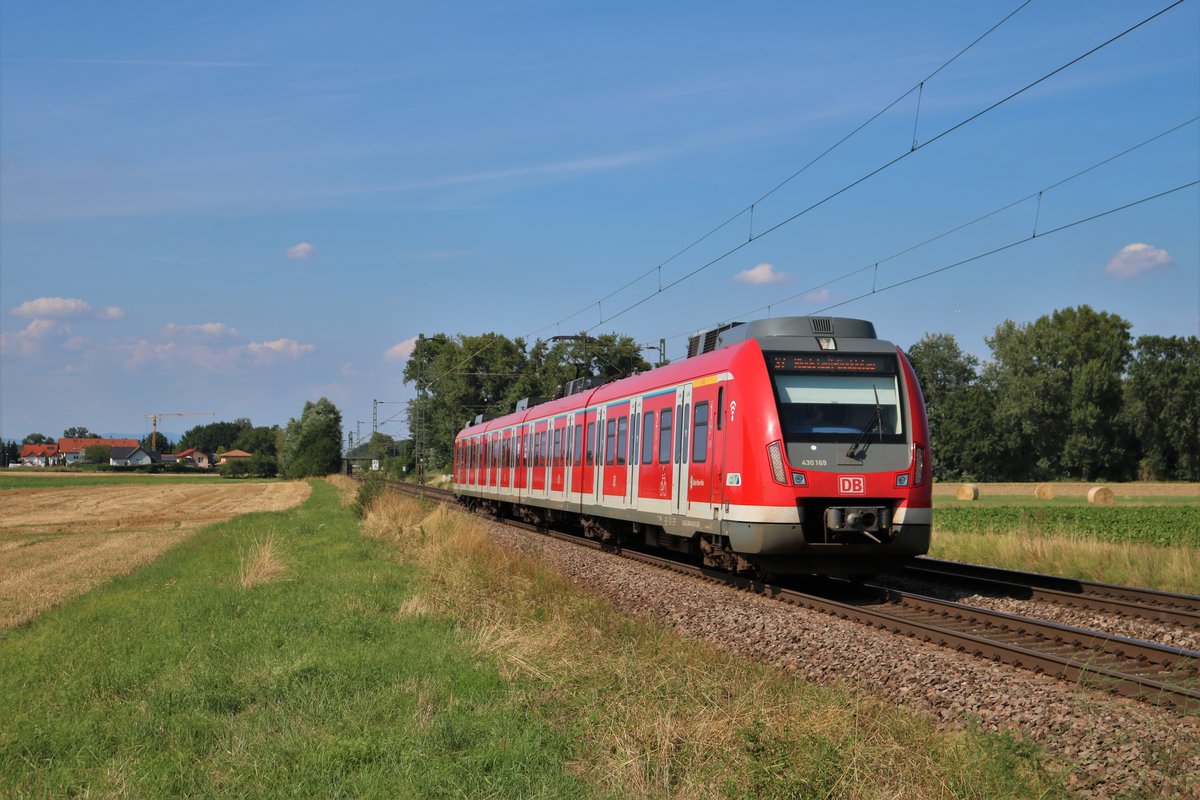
[{"xmin": 109, "ymin": 446, "xmax": 155, "ymax": 467}]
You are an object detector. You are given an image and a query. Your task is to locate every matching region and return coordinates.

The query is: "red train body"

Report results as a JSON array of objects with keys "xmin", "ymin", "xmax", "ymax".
[{"xmin": 452, "ymin": 317, "xmax": 931, "ymax": 575}]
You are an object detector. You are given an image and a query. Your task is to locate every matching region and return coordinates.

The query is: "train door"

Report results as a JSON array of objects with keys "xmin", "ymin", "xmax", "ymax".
[
  {"xmin": 554, "ymin": 419, "xmax": 568, "ymax": 494},
  {"xmin": 687, "ymin": 394, "xmax": 713, "ymax": 510},
  {"xmin": 672, "ymin": 384, "xmax": 693, "ymax": 516},
  {"xmin": 602, "ymin": 402, "xmax": 629, "ymax": 504},
  {"xmin": 626, "ymin": 397, "xmax": 641, "ymax": 508},
  {"xmin": 569, "ymin": 413, "xmax": 585, "ymax": 498},
  {"xmin": 592, "ymin": 406, "xmax": 605, "ymax": 508},
  {"xmin": 531, "ymin": 421, "xmax": 547, "ymax": 496}
]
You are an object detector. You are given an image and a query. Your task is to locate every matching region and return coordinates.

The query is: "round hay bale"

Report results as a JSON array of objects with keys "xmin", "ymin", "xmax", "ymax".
[
  {"xmin": 955, "ymin": 483, "xmax": 979, "ymax": 501},
  {"xmin": 1088, "ymin": 486, "xmax": 1114, "ymax": 506},
  {"xmin": 1034, "ymin": 483, "xmax": 1056, "ymax": 500}
]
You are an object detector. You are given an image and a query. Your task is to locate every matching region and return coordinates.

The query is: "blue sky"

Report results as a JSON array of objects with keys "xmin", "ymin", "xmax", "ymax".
[{"xmin": 2, "ymin": 0, "xmax": 1197, "ymax": 443}]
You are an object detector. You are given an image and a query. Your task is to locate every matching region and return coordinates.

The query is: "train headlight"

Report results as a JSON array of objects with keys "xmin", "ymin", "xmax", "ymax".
[
  {"xmin": 792, "ymin": 472, "xmax": 807, "ymax": 487},
  {"xmin": 767, "ymin": 441, "xmax": 787, "ymax": 484},
  {"xmin": 913, "ymin": 444, "xmax": 927, "ymax": 486}
]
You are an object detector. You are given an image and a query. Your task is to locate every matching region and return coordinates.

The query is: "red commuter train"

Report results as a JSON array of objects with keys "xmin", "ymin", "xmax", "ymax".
[{"xmin": 452, "ymin": 316, "xmax": 931, "ymax": 576}]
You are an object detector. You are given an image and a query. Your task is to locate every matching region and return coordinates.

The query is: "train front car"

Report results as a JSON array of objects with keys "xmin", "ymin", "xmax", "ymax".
[{"xmin": 708, "ymin": 317, "xmax": 931, "ymax": 576}]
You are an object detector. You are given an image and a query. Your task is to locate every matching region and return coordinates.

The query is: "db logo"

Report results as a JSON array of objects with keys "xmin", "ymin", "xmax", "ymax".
[{"xmin": 838, "ymin": 475, "xmax": 865, "ymax": 494}]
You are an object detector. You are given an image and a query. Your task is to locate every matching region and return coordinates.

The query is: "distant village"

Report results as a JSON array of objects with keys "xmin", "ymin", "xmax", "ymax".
[{"xmin": 13, "ymin": 438, "xmax": 255, "ymax": 469}]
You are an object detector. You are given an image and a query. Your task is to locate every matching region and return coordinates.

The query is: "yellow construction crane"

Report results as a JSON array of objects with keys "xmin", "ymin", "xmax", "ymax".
[{"xmin": 145, "ymin": 411, "xmax": 215, "ymax": 443}]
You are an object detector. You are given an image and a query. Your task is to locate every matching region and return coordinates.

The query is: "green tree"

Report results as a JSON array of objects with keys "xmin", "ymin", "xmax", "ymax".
[
  {"xmin": 1124, "ymin": 335, "xmax": 1200, "ymax": 480},
  {"xmin": 83, "ymin": 445, "xmax": 111, "ymax": 464},
  {"xmin": 280, "ymin": 398, "xmax": 343, "ymax": 478},
  {"xmin": 234, "ymin": 425, "xmax": 280, "ymax": 457},
  {"xmin": 906, "ymin": 333, "xmax": 1007, "ymax": 480},
  {"xmin": 62, "ymin": 426, "xmax": 98, "ymax": 439},
  {"xmin": 403, "ymin": 330, "xmax": 651, "ymax": 472},
  {"xmin": 985, "ymin": 305, "xmax": 1133, "ymax": 480},
  {"xmin": 3, "ymin": 440, "xmax": 19, "ymax": 466},
  {"xmin": 140, "ymin": 432, "xmax": 173, "ymax": 454},
  {"xmin": 22, "ymin": 433, "xmax": 52, "ymax": 445},
  {"xmin": 178, "ymin": 420, "xmax": 253, "ymax": 453}
]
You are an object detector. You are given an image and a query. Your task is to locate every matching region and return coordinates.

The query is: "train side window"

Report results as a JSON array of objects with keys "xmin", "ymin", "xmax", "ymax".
[
  {"xmin": 681, "ymin": 403, "xmax": 691, "ymax": 464},
  {"xmin": 604, "ymin": 419, "xmax": 616, "ymax": 466},
  {"xmin": 586, "ymin": 422, "xmax": 596, "ymax": 466},
  {"xmin": 717, "ymin": 387, "xmax": 724, "ymax": 431},
  {"xmin": 616, "ymin": 416, "xmax": 628, "ymax": 466},
  {"xmin": 574, "ymin": 425, "xmax": 584, "ymax": 467},
  {"xmin": 630, "ymin": 412, "xmax": 638, "ymax": 466},
  {"xmin": 692, "ymin": 402, "xmax": 709, "ymax": 463},
  {"xmin": 659, "ymin": 408, "xmax": 673, "ymax": 464},
  {"xmin": 540, "ymin": 431, "xmax": 548, "ymax": 468},
  {"xmin": 553, "ymin": 429, "xmax": 562, "ymax": 467},
  {"xmin": 641, "ymin": 411, "xmax": 655, "ymax": 463},
  {"xmin": 674, "ymin": 403, "xmax": 684, "ymax": 464}
]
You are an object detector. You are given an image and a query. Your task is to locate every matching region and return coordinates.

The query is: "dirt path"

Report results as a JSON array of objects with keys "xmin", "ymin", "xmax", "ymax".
[{"xmin": 0, "ymin": 482, "xmax": 311, "ymax": 629}]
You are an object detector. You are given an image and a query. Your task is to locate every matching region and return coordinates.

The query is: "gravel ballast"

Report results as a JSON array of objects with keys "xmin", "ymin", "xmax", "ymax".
[{"xmin": 482, "ymin": 520, "xmax": 1200, "ymax": 799}]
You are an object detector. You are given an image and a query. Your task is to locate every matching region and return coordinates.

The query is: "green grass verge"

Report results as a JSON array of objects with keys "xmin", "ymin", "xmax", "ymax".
[
  {"xmin": 0, "ymin": 481, "xmax": 585, "ymax": 798},
  {"xmin": 934, "ymin": 506, "xmax": 1200, "ymax": 547},
  {"xmin": 0, "ymin": 473, "xmax": 233, "ymax": 490}
]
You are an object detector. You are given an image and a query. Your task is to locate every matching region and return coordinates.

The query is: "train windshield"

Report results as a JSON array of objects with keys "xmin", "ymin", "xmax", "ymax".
[{"xmin": 765, "ymin": 352, "xmax": 905, "ymax": 443}]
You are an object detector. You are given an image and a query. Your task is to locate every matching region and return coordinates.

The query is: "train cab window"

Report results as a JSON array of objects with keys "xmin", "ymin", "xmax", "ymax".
[
  {"xmin": 692, "ymin": 402, "xmax": 709, "ymax": 463},
  {"xmin": 616, "ymin": 417, "xmax": 628, "ymax": 466},
  {"xmin": 574, "ymin": 425, "xmax": 584, "ymax": 467},
  {"xmin": 642, "ymin": 411, "xmax": 655, "ymax": 463},
  {"xmin": 604, "ymin": 419, "xmax": 616, "ymax": 466},
  {"xmin": 586, "ymin": 422, "xmax": 596, "ymax": 466},
  {"xmin": 658, "ymin": 408, "xmax": 673, "ymax": 464}
]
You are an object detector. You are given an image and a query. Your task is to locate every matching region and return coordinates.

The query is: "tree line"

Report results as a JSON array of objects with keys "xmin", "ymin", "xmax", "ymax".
[
  {"xmin": 402, "ymin": 307, "xmax": 1197, "ymax": 483},
  {"xmin": 403, "ymin": 332, "xmax": 652, "ymax": 471},
  {"xmin": 4, "ymin": 398, "xmax": 345, "ymax": 479},
  {"xmin": 907, "ymin": 305, "xmax": 1198, "ymax": 482}
]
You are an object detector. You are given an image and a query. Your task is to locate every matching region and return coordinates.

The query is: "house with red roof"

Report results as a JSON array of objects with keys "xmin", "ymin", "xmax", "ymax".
[
  {"xmin": 57, "ymin": 437, "xmax": 139, "ymax": 465},
  {"xmin": 174, "ymin": 448, "xmax": 212, "ymax": 468},
  {"xmin": 19, "ymin": 443, "xmax": 59, "ymax": 466}
]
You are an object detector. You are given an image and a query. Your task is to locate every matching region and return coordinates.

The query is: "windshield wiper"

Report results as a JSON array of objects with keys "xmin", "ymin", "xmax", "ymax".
[{"xmin": 844, "ymin": 385, "xmax": 883, "ymax": 461}]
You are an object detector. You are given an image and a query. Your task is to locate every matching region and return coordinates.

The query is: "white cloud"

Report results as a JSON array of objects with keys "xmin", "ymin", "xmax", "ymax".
[
  {"xmin": 98, "ymin": 306, "xmax": 125, "ymax": 320},
  {"xmin": 733, "ymin": 263, "xmax": 787, "ymax": 284},
  {"xmin": 385, "ymin": 335, "xmax": 419, "ymax": 362},
  {"xmin": 0, "ymin": 319, "xmax": 66, "ymax": 355},
  {"xmin": 803, "ymin": 289, "xmax": 831, "ymax": 304},
  {"xmin": 11, "ymin": 296, "xmax": 91, "ymax": 318},
  {"xmin": 247, "ymin": 338, "xmax": 316, "ymax": 360},
  {"xmin": 1106, "ymin": 243, "xmax": 1172, "ymax": 279},
  {"xmin": 286, "ymin": 242, "xmax": 316, "ymax": 260},
  {"xmin": 163, "ymin": 322, "xmax": 239, "ymax": 337}
]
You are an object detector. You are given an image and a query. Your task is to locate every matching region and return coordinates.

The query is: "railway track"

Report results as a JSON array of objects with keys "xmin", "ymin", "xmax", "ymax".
[
  {"xmin": 367, "ymin": 478, "xmax": 1200, "ymax": 711},
  {"xmin": 898, "ymin": 557, "xmax": 1200, "ymax": 628}
]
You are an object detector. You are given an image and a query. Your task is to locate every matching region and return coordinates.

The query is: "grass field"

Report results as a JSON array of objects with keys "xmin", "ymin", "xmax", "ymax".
[
  {"xmin": 0, "ymin": 472, "xmax": 227, "ymax": 490},
  {"xmin": 0, "ymin": 478, "xmax": 1065, "ymax": 799},
  {"xmin": 929, "ymin": 482, "xmax": 1200, "ymax": 593}
]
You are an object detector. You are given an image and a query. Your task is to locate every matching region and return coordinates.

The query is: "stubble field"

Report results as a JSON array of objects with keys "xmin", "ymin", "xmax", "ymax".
[{"xmin": 0, "ymin": 480, "xmax": 311, "ymax": 629}]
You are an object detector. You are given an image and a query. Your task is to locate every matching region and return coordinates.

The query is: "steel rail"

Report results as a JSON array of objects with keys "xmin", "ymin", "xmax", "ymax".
[
  {"xmin": 367, "ymin": 478, "xmax": 1200, "ymax": 711},
  {"xmin": 904, "ymin": 557, "xmax": 1200, "ymax": 627}
]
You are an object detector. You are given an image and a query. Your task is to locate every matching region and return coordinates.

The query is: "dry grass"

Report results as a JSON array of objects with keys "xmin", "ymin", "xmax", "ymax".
[
  {"xmin": 361, "ymin": 492, "xmax": 1052, "ymax": 799},
  {"xmin": 931, "ymin": 528, "xmax": 1200, "ymax": 594},
  {"xmin": 237, "ymin": 534, "xmax": 288, "ymax": 588},
  {"xmin": 0, "ymin": 482, "xmax": 311, "ymax": 629},
  {"xmin": 325, "ymin": 474, "xmax": 359, "ymax": 505}
]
